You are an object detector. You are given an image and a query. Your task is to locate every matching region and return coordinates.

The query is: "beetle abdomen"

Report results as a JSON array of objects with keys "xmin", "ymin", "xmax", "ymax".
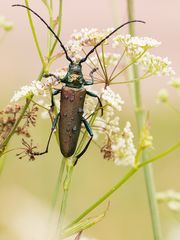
[{"xmin": 59, "ymin": 86, "xmax": 86, "ymax": 157}]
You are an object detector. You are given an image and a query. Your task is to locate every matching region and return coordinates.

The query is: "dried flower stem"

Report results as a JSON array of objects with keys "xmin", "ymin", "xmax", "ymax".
[{"xmin": 127, "ymin": 0, "xmax": 162, "ymax": 239}]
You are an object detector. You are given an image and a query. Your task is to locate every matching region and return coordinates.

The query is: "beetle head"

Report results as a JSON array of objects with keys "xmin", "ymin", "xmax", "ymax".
[{"xmin": 65, "ymin": 63, "xmax": 83, "ymax": 87}]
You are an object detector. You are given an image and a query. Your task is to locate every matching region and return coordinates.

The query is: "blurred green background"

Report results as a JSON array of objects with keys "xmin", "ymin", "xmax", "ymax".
[{"xmin": 0, "ymin": 1, "xmax": 180, "ymax": 239}]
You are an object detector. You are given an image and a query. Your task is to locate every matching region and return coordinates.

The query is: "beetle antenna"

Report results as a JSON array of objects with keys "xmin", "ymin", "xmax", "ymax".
[
  {"xmin": 12, "ymin": 4, "xmax": 73, "ymax": 64},
  {"xmin": 79, "ymin": 20, "xmax": 145, "ymax": 64}
]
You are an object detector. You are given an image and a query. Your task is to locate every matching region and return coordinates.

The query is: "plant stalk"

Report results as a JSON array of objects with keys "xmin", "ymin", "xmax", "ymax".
[
  {"xmin": 127, "ymin": 0, "xmax": 162, "ymax": 239},
  {"xmin": 66, "ymin": 140, "xmax": 180, "ymax": 229}
]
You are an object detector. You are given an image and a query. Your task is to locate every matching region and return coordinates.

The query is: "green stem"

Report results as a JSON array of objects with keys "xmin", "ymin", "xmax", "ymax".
[
  {"xmin": 67, "ymin": 168, "xmax": 136, "ymax": 228},
  {"xmin": 51, "ymin": 157, "xmax": 66, "ymax": 210},
  {"xmin": 49, "ymin": 0, "xmax": 63, "ymax": 57},
  {"xmin": 110, "ymin": 50, "xmax": 147, "ymax": 82},
  {"xmin": 25, "ymin": 0, "xmax": 45, "ymax": 68},
  {"xmin": 0, "ymin": 154, "xmax": 6, "ymax": 175},
  {"xmin": 101, "ymin": 44, "xmax": 109, "ymax": 85},
  {"xmin": 139, "ymin": 141, "xmax": 180, "ymax": 168},
  {"xmin": 58, "ymin": 160, "xmax": 74, "ymax": 232},
  {"xmin": 47, "ymin": 1, "xmax": 53, "ymax": 56},
  {"xmin": 67, "ymin": 141, "xmax": 180, "ymax": 229},
  {"xmin": 127, "ymin": 0, "xmax": 162, "ymax": 239}
]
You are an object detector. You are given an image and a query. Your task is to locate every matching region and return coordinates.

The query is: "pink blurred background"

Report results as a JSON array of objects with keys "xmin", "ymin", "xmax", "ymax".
[{"xmin": 0, "ymin": 1, "xmax": 180, "ymax": 240}]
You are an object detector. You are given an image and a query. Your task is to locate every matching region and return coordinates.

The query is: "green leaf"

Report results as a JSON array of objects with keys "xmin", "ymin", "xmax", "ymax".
[{"xmin": 62, "ymin": 203, "xmax": 109, "ymax": 239}]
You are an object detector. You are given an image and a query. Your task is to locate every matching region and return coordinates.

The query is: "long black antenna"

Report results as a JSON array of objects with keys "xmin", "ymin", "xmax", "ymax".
[
  {"xmin": 12, "ymin": 4, "xmax": 73, "ymax": 64},
  {"xmin": 79, "ymin": 20, "xmax": 145, "ymax": 64}
]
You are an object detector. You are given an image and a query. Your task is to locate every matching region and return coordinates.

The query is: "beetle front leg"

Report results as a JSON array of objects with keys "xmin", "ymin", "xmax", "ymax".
[
  {"xmin": 50, "ymin": 89, "xmax": 61, "ymax": 110},
  {"xmin": 34, "ymin": 112, "xmax": 60, "ymax": 156},
  {"xmin": 86, "ymin": 90, "xmax": 103, "ymax": 116},
  {"xmin": 74, "ymin": 117, "xmax": 93, "ymax": 165},
  {"xmin": 44, "ymin": 73, "xmax": 61, "ymax": 82}
]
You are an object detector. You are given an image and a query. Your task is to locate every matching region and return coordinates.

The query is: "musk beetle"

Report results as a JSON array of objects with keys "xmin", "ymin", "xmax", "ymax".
[{"xmin": 12, "ymin": 4, "xmax": 145, "ymax": 165}]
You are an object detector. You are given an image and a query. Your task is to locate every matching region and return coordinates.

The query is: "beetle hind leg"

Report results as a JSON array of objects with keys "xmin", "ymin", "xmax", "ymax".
[
  {"xmin": 34, "ymin": 112, "xmax": 60, "ymax": 156},
  {"xmin": 74, "ymin": 117, "xmax": 93, "ymax": 165}
]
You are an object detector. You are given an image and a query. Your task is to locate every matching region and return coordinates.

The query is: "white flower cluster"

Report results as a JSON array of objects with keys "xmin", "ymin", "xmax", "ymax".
[
  {"xmin": 96, "ymin": 114, "xmax": 136, "ymax": 166},
  {"xmin": 66, "ymin": 28, "xmax": 114, "ymax": 62},
  {"xmin": 11, "ymin": 80, "xmax": 45, "ymax": 102},
  {"xmin": 113, "ymin": 122, "xmax": 137, "ymax": 166},
  {"xmin": 10, "ymin": 68, "xmax": 68, "ymax": 103},
  {"xmin": 66, "ymin": 40, "xmax": 83, "ymax": 62},
  {"xmin": 138, "ymin": 52, "xmax": 175, "ymax": 76},
  {"xmin": 113, "ymin": 34, "xmax": 175, "ymax": 76},
  {"xmin": 113, "ymin": 34, "xmax": 161, "ymax": 56},
  {"xmin": 87, "ymin": 52, "xmax": 121, "ymax": 68},
  {"xmin": 157, "ymin": 190, "xmax": 180, "ymax": 212},
  {"xmin": 101, "ymin": 86, "xmax": 124, "ymax": 111},
  {"xmin": 71, "ymin": 27, "xmax": 113, "ymax": 46}
]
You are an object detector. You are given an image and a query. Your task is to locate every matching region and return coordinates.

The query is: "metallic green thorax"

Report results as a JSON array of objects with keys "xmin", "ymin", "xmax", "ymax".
[{"xmin": 62, "ymin": 63, "xmax": 92, "ymax": 88}]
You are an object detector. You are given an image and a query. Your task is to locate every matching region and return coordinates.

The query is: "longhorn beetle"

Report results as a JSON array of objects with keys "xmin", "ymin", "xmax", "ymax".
[{"xmin": 12, "ymin": 4, "xmax": 145, "ymax": 165}]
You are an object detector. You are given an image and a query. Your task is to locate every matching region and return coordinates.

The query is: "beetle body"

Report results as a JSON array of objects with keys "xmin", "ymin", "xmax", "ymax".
[{"xmin": 59, "ymin": 86, "xmax": 86, "ymax": 157}]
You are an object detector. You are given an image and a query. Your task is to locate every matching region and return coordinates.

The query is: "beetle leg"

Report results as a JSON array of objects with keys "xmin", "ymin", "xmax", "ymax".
[
  {"xmin": 84, "ymin": 68, "xmax": 98, "ymax": 85},
  {"xmin": 50, "ymin": 89, "xmax": 61, "ymax": 110},
  {"xmin": 74, "ymin": 117, "xmax": 93, "ymax": 165},
  {"xmin": 34, "ymin": 112, "xmax": 60, "ymax": 156},
  {"xmin": 86, "ymin": 90, "xmax": 103, "ymax": 116},
  {"xmin": 44, "ymin": 73, "xmax": 61, "ymax": 82}
]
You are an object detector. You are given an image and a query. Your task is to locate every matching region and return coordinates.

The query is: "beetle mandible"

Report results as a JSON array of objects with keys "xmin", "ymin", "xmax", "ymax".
[{"xmin": 12, "ymin": 4, "xmax": 145, "ymax": 165}]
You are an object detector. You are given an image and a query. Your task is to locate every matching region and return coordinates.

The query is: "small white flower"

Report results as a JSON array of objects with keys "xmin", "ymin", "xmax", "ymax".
[
  {"xmin": 138, "ymin": 52, "xmax": 175, "ymax": 76},
  {"xmin": 113, "ymin": 122, "xmax": 137, "ymax": 166},
  {"xmin": 11, "ymin": 80, "xmax": 45, "ymax": 102},
  {"xmin": 113, "ymin": 34, "xmax": 161, "ymax": 56},
  {"xmin": 101, "ymin": 86, "xmax": 124, "ymax": 111},
  {"xmin": 66, "ymin": 27, "xmax": 115, "ymax": 62}
]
